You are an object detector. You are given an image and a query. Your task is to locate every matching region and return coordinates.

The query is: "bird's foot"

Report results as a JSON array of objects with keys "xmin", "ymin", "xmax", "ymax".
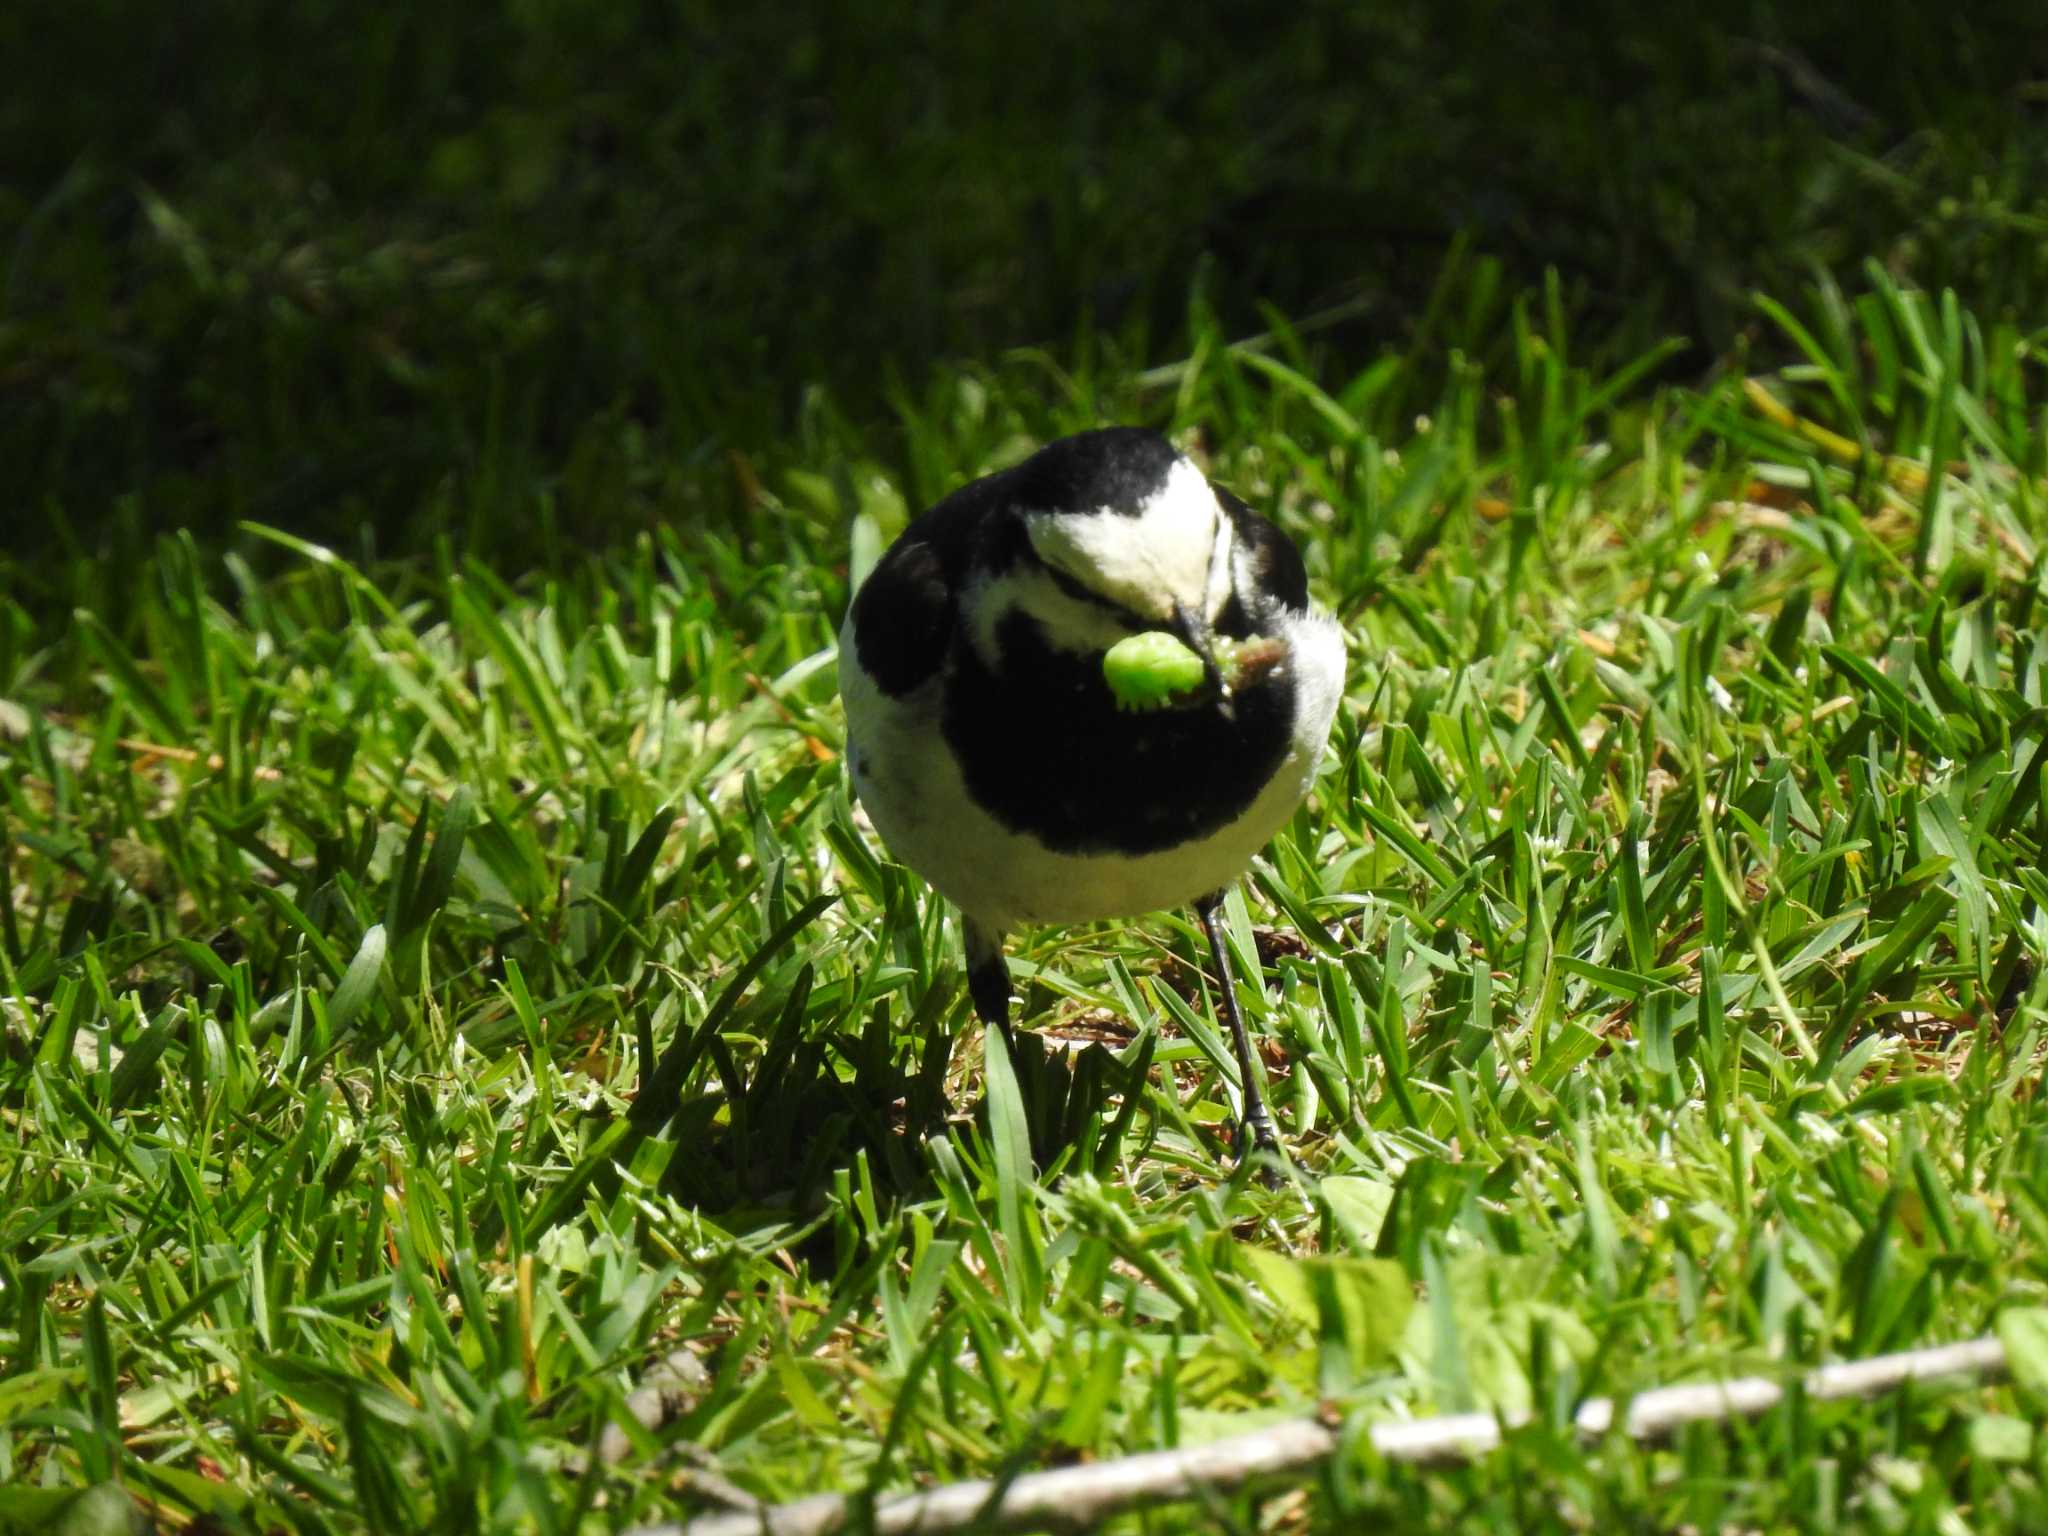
[{"xmin": 1236, "ymin": 1115, "xmax": 1288, "ymax": 1187}]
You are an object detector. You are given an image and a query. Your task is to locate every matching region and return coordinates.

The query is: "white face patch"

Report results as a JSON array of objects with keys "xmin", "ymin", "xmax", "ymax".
[
  {"xmin": 1022, "ymin": 457, "xmax": 1227, "ymax": 625},
  {"xmin": 962, "ymin": 564, "xmax": 1129, "ymax": 665}
]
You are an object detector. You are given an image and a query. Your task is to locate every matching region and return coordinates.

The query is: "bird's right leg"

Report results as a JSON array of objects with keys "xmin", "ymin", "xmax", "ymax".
[
  {"xmin": 964, "ymin": 918, "xmax": 1013, "ymax": 1038},
  {"xmin": 966, "ymin": 917, "xmax": 1068, "ymax": 1153}
]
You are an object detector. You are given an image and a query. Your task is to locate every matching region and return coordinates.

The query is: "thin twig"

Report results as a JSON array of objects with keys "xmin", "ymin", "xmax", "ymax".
[
  {"xmin": 656, "ymin": 1336, "xmax": 2006, "ymax": 1536},
  {"xmin": 596, "ymin": 1349, "xmax": 711, "ymax": 1466}
]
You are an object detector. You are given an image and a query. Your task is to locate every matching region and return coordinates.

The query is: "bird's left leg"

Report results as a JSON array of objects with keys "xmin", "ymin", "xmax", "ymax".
[{"xmin": 1194, "ymin": 890, "xmax": 1283, "ymax": 1161}]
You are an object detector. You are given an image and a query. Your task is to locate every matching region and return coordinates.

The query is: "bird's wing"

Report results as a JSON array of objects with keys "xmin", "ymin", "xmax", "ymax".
[{"xmin": 846, "ymin": 536, "xmax": 955, "ymax": 696}]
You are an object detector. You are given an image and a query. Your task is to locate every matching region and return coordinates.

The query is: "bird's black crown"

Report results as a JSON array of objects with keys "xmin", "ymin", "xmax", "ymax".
[{"xmin": 1005, "ymin": 427, "xmax": 1181, "ymax": 517}]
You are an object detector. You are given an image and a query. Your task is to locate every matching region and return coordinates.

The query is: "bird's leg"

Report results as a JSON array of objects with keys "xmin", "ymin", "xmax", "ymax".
[
  {"xmin": 1194, "ymin": 890, "xmax": 1283, "ymax": 1163},
  {"xmin": 964, "ymin": 919, "xmax": 1013, "ymax": 1039},
  {"xmin": 965, "ymin": 916, "xmax": 1062, "ymax": 1152}
]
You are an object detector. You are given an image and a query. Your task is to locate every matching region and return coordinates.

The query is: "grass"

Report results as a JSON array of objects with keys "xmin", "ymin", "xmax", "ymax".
[
  {"xmin": 7, "ymin": 259, "xmax": 2048, "ymax": 1532},
  {"xmin": 9, "ymin": 5, "xmax": 2048, "ymax": 578}
]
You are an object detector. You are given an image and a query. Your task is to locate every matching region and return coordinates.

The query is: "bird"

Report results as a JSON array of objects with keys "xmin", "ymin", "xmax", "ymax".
[{"xmin": 837, "ymin": 426, "xmax": 1345, "ymax": 1162}]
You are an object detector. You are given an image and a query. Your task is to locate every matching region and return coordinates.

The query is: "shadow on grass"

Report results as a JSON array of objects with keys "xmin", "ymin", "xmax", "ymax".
[{"xmin": 655, "ymin": 1020, "xmax": 1151, "ymax": 1216}]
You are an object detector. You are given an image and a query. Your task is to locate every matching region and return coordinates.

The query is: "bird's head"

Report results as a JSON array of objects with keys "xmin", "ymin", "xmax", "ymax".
[{"xmin": 968, "ymin": 429, "xmax": 1238, "ymax": 696}]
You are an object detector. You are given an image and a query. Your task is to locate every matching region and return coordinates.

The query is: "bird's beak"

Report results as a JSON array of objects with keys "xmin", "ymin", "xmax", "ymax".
[{"xmin": 1171, "ymin": 601, "xmax": 1234, "ymax": 721}]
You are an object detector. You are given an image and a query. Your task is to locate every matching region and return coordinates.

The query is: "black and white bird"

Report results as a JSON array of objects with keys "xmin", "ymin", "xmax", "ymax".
[{"xmin": 837, "ymin": 427, "xmax": 1344, "ymax": 1160}]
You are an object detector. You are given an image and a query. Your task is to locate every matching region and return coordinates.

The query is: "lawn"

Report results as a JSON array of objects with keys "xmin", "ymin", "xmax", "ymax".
[
  {"xmin": 9, "ymin": 8, "xmax": 2048, "ymax": 1533},
  {"xmin": 9, "ymin": 262, "xmax": 2048, "ymax": 1531}
]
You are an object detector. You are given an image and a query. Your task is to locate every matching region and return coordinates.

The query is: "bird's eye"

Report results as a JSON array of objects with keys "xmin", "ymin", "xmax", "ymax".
[{"xmin": 1043, "ymin": 564, "xmax": 1151, "ymax": 630}]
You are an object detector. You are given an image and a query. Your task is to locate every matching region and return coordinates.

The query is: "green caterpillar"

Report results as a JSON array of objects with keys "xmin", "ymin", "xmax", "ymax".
[{"xmin": 1101, "ymin": 631, "xmax": 1282, "ymax": 712}]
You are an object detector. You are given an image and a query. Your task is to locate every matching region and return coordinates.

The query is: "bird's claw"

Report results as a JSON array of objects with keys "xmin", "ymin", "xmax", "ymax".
[{"xmin": 1237, "ymin": 1118, "xmax": 1287, "ymax": 1187}]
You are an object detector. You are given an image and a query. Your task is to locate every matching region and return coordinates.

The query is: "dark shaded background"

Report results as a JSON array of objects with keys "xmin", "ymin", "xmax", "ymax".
[{"xmin": 3, "ymin": 1, "xmax": 2046, "ymax": 574}]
